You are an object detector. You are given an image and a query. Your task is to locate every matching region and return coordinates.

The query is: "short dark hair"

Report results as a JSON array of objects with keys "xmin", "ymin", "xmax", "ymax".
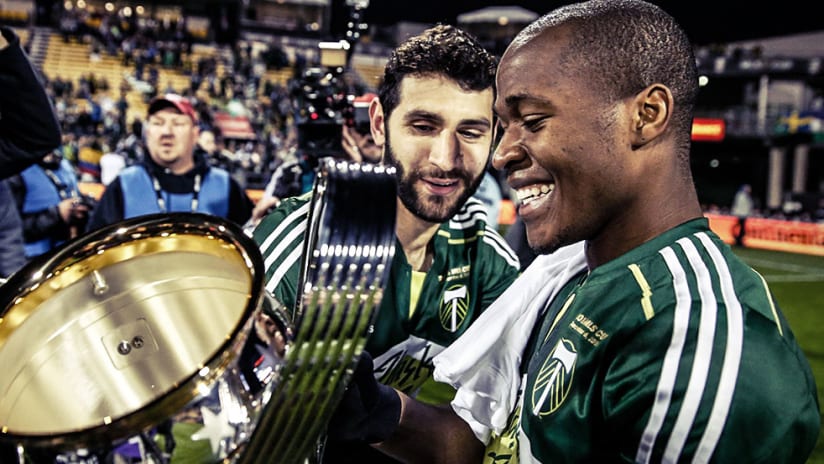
[
  {"xmin": 378, "ymin": 24, "xmax": 497, "ymax": 119},
  {"xmin": 515, "ymin": 0, "xmax": 698, "ymax": 149}
]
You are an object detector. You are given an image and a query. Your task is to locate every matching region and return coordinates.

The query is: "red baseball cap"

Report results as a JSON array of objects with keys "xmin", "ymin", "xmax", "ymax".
[{"xmin": 147, "ymin": 94, "xmax": 198, "ymax": 123}]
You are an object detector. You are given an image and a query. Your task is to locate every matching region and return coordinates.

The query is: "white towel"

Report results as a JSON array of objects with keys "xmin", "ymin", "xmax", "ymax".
[{"xmin": 433, "ymin": 241, "xmax": 588, "ymax": 443}]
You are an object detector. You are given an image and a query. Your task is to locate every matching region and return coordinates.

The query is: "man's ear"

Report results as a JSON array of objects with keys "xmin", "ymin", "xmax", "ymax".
[
  {"xmin": 631, "ymin": 84, "xmax": 672, "ymax": 147},
  {"xmin": 369, "ymin": 98, "xmax": 386, "ymax": 148}
]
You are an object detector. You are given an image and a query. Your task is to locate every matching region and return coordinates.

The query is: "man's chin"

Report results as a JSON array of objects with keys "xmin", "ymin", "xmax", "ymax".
[
  {"xmin": 156, "ymin": 154, "xmax": 180, "ymax": 163},
  {"xmin": 527, "ymin": 232, "xmax": 565, "ymax": 256},
  {"xmin": 411, "ymin": 198, "xmax": 464, "ymax": 223},
  {"xmin": 399, "ymin": 178, "xmax": 476, "ymax": 223}
]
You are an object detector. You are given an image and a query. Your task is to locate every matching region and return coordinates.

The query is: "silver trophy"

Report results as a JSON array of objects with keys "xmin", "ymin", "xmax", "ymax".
[{"xmin": 0, "ymin": 158, "xmax": 397, "ymax": 463}]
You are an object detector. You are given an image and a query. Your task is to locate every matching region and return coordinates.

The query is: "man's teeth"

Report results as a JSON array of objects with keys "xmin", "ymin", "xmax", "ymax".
[
  {"xmin": 428, "ymin": 177, "xmax": 456, "ymax": 186},
  {"xmin": 516, "ymin": 184, "xmax": 554, "ymax": 204}
]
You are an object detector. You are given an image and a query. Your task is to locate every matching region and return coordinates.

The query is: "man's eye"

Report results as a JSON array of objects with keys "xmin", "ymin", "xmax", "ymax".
[
  {"xmin": 412, "ymin": 123, "xmax": 435, "ymax": 133},
  {"xmin": 524, "ymin": 117, "xmax": 547, "ymax": 131},
  {"xmin": 460, "ymin": 129, "xmax": 484, "ymax": 139}
]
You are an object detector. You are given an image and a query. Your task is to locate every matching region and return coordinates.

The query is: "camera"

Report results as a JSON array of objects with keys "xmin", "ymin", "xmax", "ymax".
[
  {"xmin": 291, "ymin": 37, "xmax": 373, "ymax": 160},
  {"xmin": 67, "ymin": 194, "xmax": 96, "ymax": 228},
  {"xmin": 290, "ymin": 1, "xmax": 371, "ymax": 163},
  {"xmin": 77, "ymin": 194, "xmax": 97, "ymax": 209},
  {"xmin": 346, "ymin": 95, "xmax": 372, "ymax": 136},
  {"xmin": 291, "ymin": 66, "xmax": 349, "ymax": 159}
]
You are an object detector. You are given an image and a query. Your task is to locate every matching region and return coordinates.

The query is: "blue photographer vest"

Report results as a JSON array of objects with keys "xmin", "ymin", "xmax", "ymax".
[
  {"xmin": 119, "ymin": 165, "xmax": 230, "ymax": 218},
  {"xmin": 19, "ymin": 159, "xmax": 79, "ymax": 257}
]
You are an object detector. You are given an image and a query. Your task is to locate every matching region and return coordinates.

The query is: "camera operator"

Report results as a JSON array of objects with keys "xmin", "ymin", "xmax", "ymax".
[
  {"xmin": 341, "ymin": 93, "xmax": 381, "ymax": 163},
  {"xmin": 7, "ymin": 149, "xmax": 92, "ymax": 260},
  {"xmin": 197, "ymin": 128, "xmax": 236, "ymax": 171},
  {"xmin": 246, "ymin": 92, "xmax": 380, "ymax": 230}
]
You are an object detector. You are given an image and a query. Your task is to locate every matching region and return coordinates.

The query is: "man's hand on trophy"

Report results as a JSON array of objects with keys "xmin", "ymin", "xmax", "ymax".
[{"xmin": 326, "ymin": 351, "xmax": 402, "ymax": 444}]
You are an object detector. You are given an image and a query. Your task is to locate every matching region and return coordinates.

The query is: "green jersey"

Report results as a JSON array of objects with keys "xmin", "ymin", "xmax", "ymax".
[
  {"xmin": 486, "ymin": 218, "xmax": 819, "ymax": 463},
  {"xmin": 253, "ymin": 193, "xmax": 520, "ymax": 404}
]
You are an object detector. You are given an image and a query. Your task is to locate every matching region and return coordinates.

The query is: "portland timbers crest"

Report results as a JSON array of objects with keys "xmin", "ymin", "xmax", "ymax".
[
  {"xmin": 532, "ymin": 338, "xmax": 577, "ymax": 416},
  {"xmin": 439, "ymin": 284, "xmax": 469, "ymax": 332}
]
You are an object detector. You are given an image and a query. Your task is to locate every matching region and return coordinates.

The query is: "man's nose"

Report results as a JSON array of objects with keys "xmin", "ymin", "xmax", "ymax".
[
  {"xmin": 429, "ymin": 131, "xmax": 459, "ymax": 171},
  {"xmin": 492, "ymin": 130, "xmax": 522, "ymax": 171}
]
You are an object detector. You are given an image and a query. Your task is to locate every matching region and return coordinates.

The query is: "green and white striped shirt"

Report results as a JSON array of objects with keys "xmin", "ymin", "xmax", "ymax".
[
  {"xmin": 253, "ymin": 194, "xmax": 520, "ymax": 405},
  {"xmin": 487, "ymin": 218, "xmax": 819, "ymax": 463}
]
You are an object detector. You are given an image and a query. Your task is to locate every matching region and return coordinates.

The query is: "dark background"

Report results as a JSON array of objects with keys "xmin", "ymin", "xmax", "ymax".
[{"xmin": 364, "ymin": 1, "xmax": 823, "ymax": 46}]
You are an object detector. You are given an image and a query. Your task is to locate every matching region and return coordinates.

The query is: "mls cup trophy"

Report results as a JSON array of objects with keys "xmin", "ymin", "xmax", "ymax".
[{"xmin": 0, "ymin": 158, "xmax": 396, "ymax": 464}]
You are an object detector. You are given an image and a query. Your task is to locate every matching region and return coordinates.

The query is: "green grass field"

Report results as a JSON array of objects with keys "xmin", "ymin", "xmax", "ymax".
[{"xmin": 731, "ymin": 246, "xmax": 824, "ymax": 463}]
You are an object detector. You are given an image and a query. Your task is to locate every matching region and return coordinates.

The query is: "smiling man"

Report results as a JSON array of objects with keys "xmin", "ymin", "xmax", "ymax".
[
  {"xmin": 252, "ymin": 24, "xmax": 520, "ymax": 463},
  {"xmin": 316, "ymin": 1, "xmax": 820, "ymax": 463},
  {"xmin": 86, "ymin": 94, "xmax": 253, "ymax": 231}
]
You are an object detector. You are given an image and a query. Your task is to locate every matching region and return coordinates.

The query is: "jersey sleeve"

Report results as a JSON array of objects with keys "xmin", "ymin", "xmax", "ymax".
[
  {"xmin": 601, "ymin": 278, "xmax": 820, "ymax": 463},
  {"xmin": 252, "ymin": 194, "xmax": 312, "ymax": 313}
]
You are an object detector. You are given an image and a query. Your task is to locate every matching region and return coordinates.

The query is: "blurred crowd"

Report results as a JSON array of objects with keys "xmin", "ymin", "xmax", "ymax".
[
  {"xmin": 9, "ymin": 4, "xmax": 824, "ymax": 267},
  {"xmin": 0, "ymin": 11, "xmax": 395, "ymax": 283},
  {"xmin": 28, "ymin": 6, "xmax": 343, "ymax": 194}
]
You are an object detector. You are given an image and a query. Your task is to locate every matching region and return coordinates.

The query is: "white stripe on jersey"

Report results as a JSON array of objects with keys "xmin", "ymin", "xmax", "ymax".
[
  {"xmin": 441, "ymin": 197, "xmax": 519, "ymax": 268},
  {"xmin": 455, "ymin": 198, "xmax": 487, "ymax": 218},
  {"xmin": 266, "ymin": 245, "xmax": 303, "ymax": 294},
  {"xmin": 662, "ymin": 237, "xmax": 718, "ymax": 463},
  {"xmin": 258, "ymin": 202, "xmax": 310, "ymax": 255},
  {"xmin": 263, "ymin": 223, "xmax": 307, "ymax": 271},
  {"xmin": 258, "ymin": 202, "xmax": 310, "ymax": 293},
  {"xmin": 692, "ymin": 232, "xmax": 743, "ymax": 463},
  {"xmin": 636, "ymin": 246, "xmax": 692, "ymax": 464},
  {"xmin": 483, "ymin": 226, "xmax": 519, "ymax": 269},
  {"xmin": 637, "ymin": 234, "xmax": 744, "ymax": 464},
  {"xmin": 449, "ymin": 199, "xmax": 487, "ymax": 230}
]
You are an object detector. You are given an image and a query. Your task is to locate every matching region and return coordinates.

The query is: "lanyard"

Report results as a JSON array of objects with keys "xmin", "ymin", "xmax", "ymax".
[
  {"xmin": 42, "ymin": 168, "xmax": 75, "ymax": 200},
  {"xmin": 150, "ymin": 173, "xmax": 201, "ymax": 213}
]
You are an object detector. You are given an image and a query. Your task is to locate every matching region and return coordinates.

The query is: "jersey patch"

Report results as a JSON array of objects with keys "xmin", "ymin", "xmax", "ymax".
[
  {"xmin": 569, "ymin": 313, "xmax": 611, "ymax": 347},
  {"xmin": 531, "ymin": 338, "xmax": 577, "ymax": 417},
  {"xmin": 446, "ymin": 264, "xmax": 472, "ymax": 282},
  {"xmin": 439, "ymin": 284, "xmax": 470, "ymax": 332}
]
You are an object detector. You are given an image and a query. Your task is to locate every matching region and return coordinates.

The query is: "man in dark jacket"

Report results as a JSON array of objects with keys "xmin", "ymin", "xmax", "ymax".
[
  {"xmin": 85, "ymin": 94, "xmax": 253, "ymax": 232},
  {"xmin": 7, "ymin": 151, "xmax": 91, "ymax": 259},
  {"xmin": 0, "ymin": 26, "xmax": 63, "ymax": 278}
]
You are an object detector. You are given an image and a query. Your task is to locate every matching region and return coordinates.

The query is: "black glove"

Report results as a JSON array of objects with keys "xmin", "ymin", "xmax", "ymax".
[{"xmin": 326, "ymin": 351, "xmax": 402, "ymax": 444}]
